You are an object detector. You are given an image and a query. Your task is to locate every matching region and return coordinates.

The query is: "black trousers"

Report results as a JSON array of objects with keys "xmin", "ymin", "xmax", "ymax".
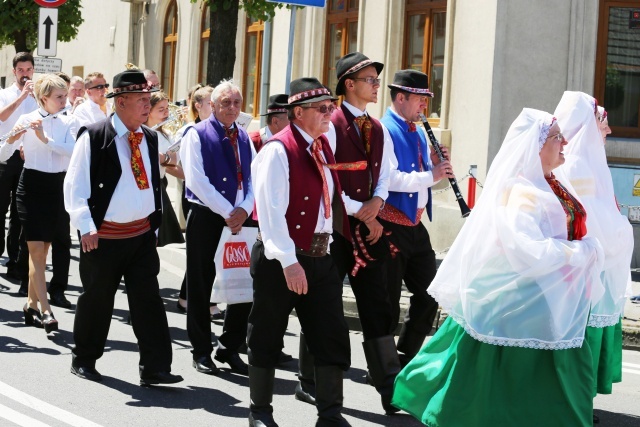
[
  {"xmin": 247, "ymin": 240, "xmax": 350, "ymax": 369},
  {"xmin": 0, "ymin": 154, "xmax": 24, "ymax": 262},
  {"xmin": 329, "ymin": 220, "xmax": 393, "ymax": 341},
  {"xmin": 379, "ymin": 219, "xmax": 439, "ymax": 338},
  {"xmin": 186, "ymin": 203, "xmax": 252, "ymax": 358},
  {"xmin": 72, "ymin": 230, "xmax": 172, "ymax": 374},
  {"xmin": 49, "ymin": 204, "xmax": 71, "ymax": 294}
]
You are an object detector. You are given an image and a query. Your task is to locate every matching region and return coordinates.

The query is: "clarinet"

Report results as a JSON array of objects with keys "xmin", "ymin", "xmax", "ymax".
[
  {"xmin": 419, "ymin": 113, "xmax": 471, "ymax": 218},
  {"xmin": 0, "ymin": 105, "xmax": 72, "ymax": 143}
]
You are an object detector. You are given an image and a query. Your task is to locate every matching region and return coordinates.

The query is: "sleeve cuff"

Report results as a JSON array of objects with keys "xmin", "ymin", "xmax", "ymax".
[{"xmin": 278, "ymin": 253, "xmax": 299, "ymax": 269}]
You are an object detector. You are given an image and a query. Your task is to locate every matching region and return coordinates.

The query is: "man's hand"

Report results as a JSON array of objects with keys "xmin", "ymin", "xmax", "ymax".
[
  {"xmin": 430, "ymin": 144, "xmax": 450, "ymax": 165},
  {"xmin": 19, "ymin": 80, "xmax": 34, "ymax": 101},
  {"xmin": 365, "ymin": 218, "xmax": 383, "ymax": 245},
  {"xmin": 225, "ymin": 207, "xmax": 248, "ymax": 233},
  {"xmin": 354, "ymin": 196, "xmax": 384, "ymax": 223},
  {"xmin": 283, "ymin": 262, "xmax": 308, "ymax": 295},
  {"xmin": 71, "ymin": 97, "xmax": 84, "ymax": 114},
  {"xmin": 432, "ymin": 160, "xmax": 455, "ymax": 182},
  {"xmin": 81, "ymin": 231, "xmax": 99, "ymax": 253}
]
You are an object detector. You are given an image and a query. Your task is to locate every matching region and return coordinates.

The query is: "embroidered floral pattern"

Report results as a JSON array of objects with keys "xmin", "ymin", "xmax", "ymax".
[{"xmin": 128, "ymin": 132, "xmax": 150, "ymax": 190}]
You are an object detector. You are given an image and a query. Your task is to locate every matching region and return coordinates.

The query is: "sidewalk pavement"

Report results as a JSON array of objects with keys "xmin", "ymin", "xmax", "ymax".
[{"xmin": 157, "ymin": 242, "xmax": 640, "ymax": 351}]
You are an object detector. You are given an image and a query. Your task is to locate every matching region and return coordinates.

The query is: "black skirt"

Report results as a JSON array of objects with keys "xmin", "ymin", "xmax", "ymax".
[
  {"xmin": 158, "ymin": 177, "xmax": 185, "ymax": 247},
  {"xmin": 16, "ymin": 168, "xmax": 66, "ymax": 242}
]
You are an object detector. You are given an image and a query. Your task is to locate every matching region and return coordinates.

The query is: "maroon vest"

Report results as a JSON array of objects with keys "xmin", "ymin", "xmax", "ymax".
[
  {"xmin": 331, "ymin": 104, "xmax": 384, "ymax": 202},
  {"xmin": 268, "ymin": 124, "xmax": 351, "ymax": 250}
]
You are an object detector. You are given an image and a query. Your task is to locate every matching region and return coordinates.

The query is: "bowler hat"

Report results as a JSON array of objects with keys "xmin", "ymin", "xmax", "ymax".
[
  {"xmin": 287, "ymin": 78, "xmax": 338, "ymax": 106},
  {"xmin": 260, "ymin": 94, "xmax": 289, "ymax": 116},
  {"xmin": 335, "ymin": 52, "xmax": 384, "ymax": 96},
  {"xmin": 387, "ymin": 70, "xmax": 434, "ymax": 97},
  {"xmin": 106, "ymin": 69, "xmax": 159, "ymax": 98}
]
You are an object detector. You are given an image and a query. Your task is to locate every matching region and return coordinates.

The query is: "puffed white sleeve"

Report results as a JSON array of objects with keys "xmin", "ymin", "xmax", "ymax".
[{"xmin": 64, "ymin": 131, "xmax": 97, "ymax": 235}]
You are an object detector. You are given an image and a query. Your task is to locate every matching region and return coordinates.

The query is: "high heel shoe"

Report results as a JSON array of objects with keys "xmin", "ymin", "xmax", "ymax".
[
  {"xmin": 23, "ymin": 305, "xmax": 42, "ymax": 328},
  {"xmin": 42, "ymin": 312, "xmax": 58, "ymax": 333}
]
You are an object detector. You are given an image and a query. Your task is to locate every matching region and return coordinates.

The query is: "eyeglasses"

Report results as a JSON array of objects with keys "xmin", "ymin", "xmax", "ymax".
[
  {"xmin": 219, "ymin": 99, "xmax": 242, "ymax": 108},
  {"xmin": 301, "ymin": 104, "xmax": 337, "ymax": 114},
  {"xmin": 351, "ymin": 77, "xmax": 381, "ymax": 85},
  {"xmin": 88, "ymin": 84, "xmax": 109, "ymax": 90},
  {"xmin": 546, "ymin": 132, "xmax": 565, "ymax": 141}
]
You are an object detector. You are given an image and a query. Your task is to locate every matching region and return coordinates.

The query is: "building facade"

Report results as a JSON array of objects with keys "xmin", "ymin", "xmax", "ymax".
[{"xmin": 1, "ymin": 0, "xmax": 638, "ymax": 260}]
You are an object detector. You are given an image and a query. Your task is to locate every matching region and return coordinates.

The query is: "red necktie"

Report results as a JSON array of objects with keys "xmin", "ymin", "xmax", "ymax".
[
  {"xmin": 311, "ymin": 139, "xmax": 332, "ymax": 219},
  {"xmin": 128, "ymin": 132, "xmax": 150, "ymax": 190},
  {"xmin": 225, "ymin": 126, "xmax": 243, "ymax": 190},
  {"xmin": 353, "ymin": 115, "xmax": 372, "ymax": 155},
  {"xmin": 406, "ymin": 120, "xmax": 417, "ymax": 132}
]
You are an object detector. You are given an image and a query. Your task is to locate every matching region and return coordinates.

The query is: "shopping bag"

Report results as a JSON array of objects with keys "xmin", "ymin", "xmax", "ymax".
[{"xmin": 211, "ymin": 226, "xmax": 258, "ymax": 304}]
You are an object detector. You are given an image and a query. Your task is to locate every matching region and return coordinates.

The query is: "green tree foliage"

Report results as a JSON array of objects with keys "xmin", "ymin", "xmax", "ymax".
[{"xmin": 0, "ymin": 0, "xmax": 84, "ymax": 54}]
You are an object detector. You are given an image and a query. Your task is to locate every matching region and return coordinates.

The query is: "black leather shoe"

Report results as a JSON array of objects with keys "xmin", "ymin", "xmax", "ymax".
[
  {"xmin": 49, "ymin": 293, "xmax": 72, "ymax": 309},
  {"xmin": 42, "ymin": 313, "xmax": 58, "ymax": 333},
  {"xmin": 215, "ymin": 348, "xmax": 249, "ymax": 375},
  {"xmin": 140, "ymin": 371, "xmax": 183, "ymax": 386},
  {"xmin": 71, "ymin": 364, "xmax": 102, "ymax": 382},
  {"xmin": 192, "ymin": 356, "xmax": 220, "ymax": 375},
  {"xmin": 23, "ymin": 305, "xmax": 42, "ymax": 328}
]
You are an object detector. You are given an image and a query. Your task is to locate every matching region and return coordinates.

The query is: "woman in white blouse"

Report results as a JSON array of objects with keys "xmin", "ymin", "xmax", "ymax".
[{"xmin": 0, "ymin": 74, "xmax": 76, "ymax": 333}]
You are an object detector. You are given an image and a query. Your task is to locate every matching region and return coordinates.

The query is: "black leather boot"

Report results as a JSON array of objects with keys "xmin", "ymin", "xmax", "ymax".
[
  {"xmin": 397, "ymin": 325, "xmax": 426, "ymax": 367},
  {"xmin": 294, "ymin": 332, "xmax": 316, "ymax": 405},
  {"xmin": 314, "ymin": 366, "xmax": 351, "ymax": 427},
  {"xmin": 362, "ymin": 335, "xmax": 401, "ymax": 415},
  {"xmin": 248, "ymin": 366, "xmax": 279, "ymax": 427}
]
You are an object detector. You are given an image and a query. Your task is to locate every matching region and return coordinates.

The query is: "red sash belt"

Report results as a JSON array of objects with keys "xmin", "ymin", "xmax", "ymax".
[
  {"xmin": 98, "ymin": 218, "xmax": 151, "ymax": 240},
  {"xmin": 378, "ymin": 204, "xmax": 424, "ymax": 227}
]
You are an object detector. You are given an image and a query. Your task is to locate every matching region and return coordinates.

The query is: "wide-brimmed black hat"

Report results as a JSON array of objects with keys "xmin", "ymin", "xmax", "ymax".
[
  {"xmin": 106, "ymin": 69, "xmax": 159, "ymax": 99},
  {"xmin": 260, "ymin": 94, "xmax": 289, "ymax": 116},
  {"xmin": 335, "ymin": 52, "xmax": 384, "ymax": 96},
  {"xmin": 287, "ymin": 78, "xmax": 338, "ymax": 106},
  {"xmin": 387, "ymin": 69, "xmax": 434, "ymax": 97}
]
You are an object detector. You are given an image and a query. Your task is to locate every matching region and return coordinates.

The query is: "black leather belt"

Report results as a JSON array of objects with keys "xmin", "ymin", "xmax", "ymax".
[{"xmin": 257, "ymin": 232, "xmax": 330, "ymax": 257}]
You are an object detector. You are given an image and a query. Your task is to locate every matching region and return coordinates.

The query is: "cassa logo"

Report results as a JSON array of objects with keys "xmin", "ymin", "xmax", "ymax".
[
  {"xmin": 34, "ymin": 0, "xmax": 68, "ymax": 7},
  {"xmin": 223, "ymin": 242, "xmax": 251, "ymax": 269}
]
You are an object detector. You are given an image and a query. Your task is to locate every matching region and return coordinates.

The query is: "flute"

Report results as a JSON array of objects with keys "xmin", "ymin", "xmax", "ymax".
[
  {"xmin": 419, "ymin": 113, "xmax": 471, "ymax": 218},
  {"xmin": 0, "ymin": 105, "xmax": 72, "ymax": 143}
]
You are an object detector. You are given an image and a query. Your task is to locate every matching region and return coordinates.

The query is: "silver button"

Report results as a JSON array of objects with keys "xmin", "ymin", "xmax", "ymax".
[
  {"xmin": 409, "ymin": 194, "xmax": 413, "ymax": 198},
  {"xmin": 221, "ymin": 190, "xmax": 226, "ymax": 194},
  {"xmin": 374, "ymin": 162, "xmax": 378, "ymax": 167},
  {"xmin": 304, "ymin": 196, "xmax": 309, "ymax": 200},
  {"xmin": 223, "ymin": 177, "xmax": 227, "ymax": 181},
  {"xmin": 296, "ymin": 225, "xmax": 301, "ymax": 229},
  {"xmin": 99, "ymin": 183, "xmax": 103, "ymax": 188},
  {"xmin": 411, "ymin": 163, "xmax": 415, "ymax": 167},
  {"xmin": 356, "ymin": 189, "xmax": 361, "ymax": 193},
  {"xmin": 301, "ymin": 212, "xmax": 305, "ymax": 215}
]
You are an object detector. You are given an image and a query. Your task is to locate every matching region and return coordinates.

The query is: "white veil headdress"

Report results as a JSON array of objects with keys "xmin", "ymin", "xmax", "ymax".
[
  {"xmin": 429, "ymin": 108, "xmax": 604, "ymax": 350},
  {"xmin": 555, "ymin": 91, "xmax": 633, "ymax": 327}
]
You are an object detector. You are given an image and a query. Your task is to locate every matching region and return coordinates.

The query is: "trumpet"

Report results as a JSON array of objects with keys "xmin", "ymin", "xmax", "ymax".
[
  {"xmin": 0, "ymin": 106, "xmax": 71, "ymax": 143},
  {"xmin": 152, "ymin": 103, "xmax": 186, "ymax": 137},
  {"xmin": 419, "ymin": 113, "xmax": 471, "ymax": 218}
]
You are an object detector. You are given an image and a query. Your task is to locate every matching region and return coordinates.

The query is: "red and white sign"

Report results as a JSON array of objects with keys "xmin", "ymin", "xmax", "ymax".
[
  {"xmin": 222, "ymin": 241, "xmax": 251, "ymax": 269},
  {"xmin": 34, "ymin": 0, "xmax": 68, "ymax": 7}
]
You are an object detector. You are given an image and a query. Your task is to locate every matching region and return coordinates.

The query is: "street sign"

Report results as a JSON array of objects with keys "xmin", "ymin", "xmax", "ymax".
[
  {"xmin": 33, "ymin": 0, "xmax": 68, "ymax": 7},
  {"xmin": 37, "ymin": 8, "xmax": 58, "ymax": 57},
  {"xmin": 266, "ymin": 0, "xmax": 325, "ymax": 7},
  {"xmin": 34, "ymin": 57, "xmax": 62, "ymax": 74}
]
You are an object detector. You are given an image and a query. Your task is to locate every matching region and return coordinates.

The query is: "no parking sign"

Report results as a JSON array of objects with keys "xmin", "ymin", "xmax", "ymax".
[{"xmin": 33, "ymin": 0, "xmax": 68, "ymax": 7}]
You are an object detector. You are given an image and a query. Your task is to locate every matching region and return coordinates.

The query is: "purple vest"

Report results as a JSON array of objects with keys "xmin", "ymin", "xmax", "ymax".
[{"xmin": 185, "ymin": 114, "xmax": 252, "ymax": 206}]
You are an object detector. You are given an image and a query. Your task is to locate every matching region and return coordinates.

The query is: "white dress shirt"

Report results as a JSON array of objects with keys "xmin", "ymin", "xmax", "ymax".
[
  {"xmin": 180, "ymin": 122, "xmax": 254, "ymax": 219},
  {"xmin": 72, "ymin": 98, "xmax": 112, "ymax": 127},
  {"xmin": 157, "ymin": 132, "xmax": 180, "ymax": 179},
  {"xmin": 0, "ymin": 83, "xmax": 38, "ymax": 141},
  {"xmin": 325, "ymin": 101, "xmax": 391, "ymax": 215},
  {"xmin": 252, "ymin": 124, "xmax": 334, "ymax": 268},
  {"xmin": 0, "ymin": 108, "xmax": 77, "ymax": 172},
  {"xmin": 383, "ymin": 115, "xmax": 440, "ymax": 208},
  {"xmin": 64, "ymin": 114, "xmax": 156, "ymax": 235}
]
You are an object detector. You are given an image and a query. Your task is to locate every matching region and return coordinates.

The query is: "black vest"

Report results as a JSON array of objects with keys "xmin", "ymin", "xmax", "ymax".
[{"xmin": 77, "ymin": 117, "xmax": 162, "ymax": 232}]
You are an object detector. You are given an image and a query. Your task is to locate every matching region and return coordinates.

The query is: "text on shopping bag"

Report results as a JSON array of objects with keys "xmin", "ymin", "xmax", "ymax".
[{"xmin": 223, "ymin": 241, "xmax": 251, "ymax": 268}]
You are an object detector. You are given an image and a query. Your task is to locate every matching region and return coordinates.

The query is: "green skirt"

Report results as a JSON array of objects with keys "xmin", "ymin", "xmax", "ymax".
[
  {"xmin": 392, "ymin": 317, "xmax": 594, "ymax": 427},
  {"xmin": 585, "ymin": 320, "xmax": 622, "ymax": 396}
]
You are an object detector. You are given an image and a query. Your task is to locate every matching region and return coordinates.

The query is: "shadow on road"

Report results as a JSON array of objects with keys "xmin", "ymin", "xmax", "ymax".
[
  {"xmin": 594, "ymin": 409, "xmax": 640, "ymax": 427},
  {"xmin": 343, "ymin": 407, "xmax": 424, "ymax": 426}
]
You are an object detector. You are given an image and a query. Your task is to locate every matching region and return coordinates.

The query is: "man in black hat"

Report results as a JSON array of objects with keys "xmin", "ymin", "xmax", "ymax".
[
  {"xmin": 311, "ymin": 51, "xmax": 399, "ymax": 415},
  {"xmin": 248, "ymin": 77, "xmax": 352, "ymax": 427},
  {"xmin": 248, "ymin": 93, "xmax": 289, "ymax": 152},
  {"xmin": 64, "ymin": 69, "xmax": 182, "ymax": 386},
  {"xmin": 379, "ymin": 69, "xmax": 453, "ymax": 366}
]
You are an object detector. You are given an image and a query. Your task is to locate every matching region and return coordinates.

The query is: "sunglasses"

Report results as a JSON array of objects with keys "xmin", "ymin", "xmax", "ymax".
[
  {"xmin": 301, "ymin": 104, "xmax": 336, "ymax": 114},
  {"xmin": 88, "ymin": 84, "xmax": 109, "ymax": 90}
]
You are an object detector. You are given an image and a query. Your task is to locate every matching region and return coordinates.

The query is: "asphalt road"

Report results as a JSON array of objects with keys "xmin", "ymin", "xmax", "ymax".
[{"xmin": 0, "ymin": 233, "xmax": 638, "ymax": 427}]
